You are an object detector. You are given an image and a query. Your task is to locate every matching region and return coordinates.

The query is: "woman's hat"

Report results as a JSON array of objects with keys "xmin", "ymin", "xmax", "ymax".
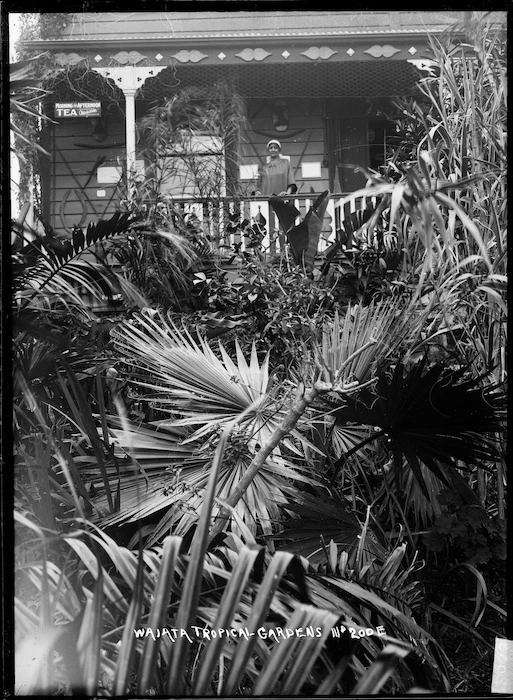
[{"xmin": 266, "ymin": 139, "xmax": 282, "ymax": 150}]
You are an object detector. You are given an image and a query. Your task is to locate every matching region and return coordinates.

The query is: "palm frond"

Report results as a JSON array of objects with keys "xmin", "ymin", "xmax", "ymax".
[
  {"xmin": 16, "ymin": 513, "xmax": 444, "ymax": 695},
  {"xmin": 13, "ymin": 212, "xmax": 154, "ymax": 316},
  {"xmin": 81, "ymin": 415, "xmax": 315, "ymax": 540},
  {"xmin": 328, "ymin": 359, "xmax": 504, "ymax": 497},
  {"xmin": 111, "ymin": 311, "xmax": 291, "ymax": 445},
  {"xmin": 274, "ymin": 488, "xmax": 386, "ymax": 567},
  {"xmin": 14, "ymin": 212, "xmax": 200, "ymax": 320},
  {"xmin": 351, "ymin": 644, "xmax": 411, "ymax": 695},
  {"xmin": 314, "ymin": 296, "xmax": 408, "ymax": 386}
]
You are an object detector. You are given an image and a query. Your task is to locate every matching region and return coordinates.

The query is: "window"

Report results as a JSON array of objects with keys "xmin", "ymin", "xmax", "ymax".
[{"xmin": 157, "ymin": 133, "xmax": 225, "ymax": 199}]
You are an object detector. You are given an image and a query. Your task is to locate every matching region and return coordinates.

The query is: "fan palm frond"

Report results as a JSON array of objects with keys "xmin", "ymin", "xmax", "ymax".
[
  {"xmin": 376, "ymin": 454, "xmax": 484, "ymax": 531},
  {"xmin": 328, "ymin": 359, "xmax": 505, "ymax": 498},
  {"xmin": 313, "ymin": 297, "xmax": 409, "ymax": 387},
  {"xmin": 274, "ymin": 488, "xmax": 386, "ymax": 567},
  {"xmin": 84, "ymin": 416, "xmax": 315, "ymax": 540},
  {"xmin": 111, "ymin": 311, "xmax": 297, "ymax": 446}
]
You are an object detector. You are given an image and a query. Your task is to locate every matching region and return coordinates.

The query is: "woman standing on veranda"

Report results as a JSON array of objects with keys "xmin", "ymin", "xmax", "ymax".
[{"xmin": 253, "ymin": 139, "xmax": 297, "ymax": 197}]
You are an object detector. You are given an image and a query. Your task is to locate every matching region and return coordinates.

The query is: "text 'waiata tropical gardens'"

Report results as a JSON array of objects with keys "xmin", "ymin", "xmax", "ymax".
[{"xmin": 134, "ymin": 624, "xmax": 387, "ymax": 643}]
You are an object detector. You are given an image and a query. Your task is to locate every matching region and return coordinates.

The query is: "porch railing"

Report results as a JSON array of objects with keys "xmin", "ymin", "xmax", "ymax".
[
  {"xmin": 52, "ymin": 192, "xmax": 381, "ymax": 312},
  {"xmin": 174, "ymin": 193, "xmax": 379, "ymax": 257}
]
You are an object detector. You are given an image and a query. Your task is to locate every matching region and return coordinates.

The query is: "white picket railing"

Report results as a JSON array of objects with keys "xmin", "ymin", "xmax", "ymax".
[
  {"xmin": 67, "ymin": 192, "xmax": 381, "ymax": 311},
  {"xmin": 178, "ymin": 193, "xmax": 379, "ymax": 257}
]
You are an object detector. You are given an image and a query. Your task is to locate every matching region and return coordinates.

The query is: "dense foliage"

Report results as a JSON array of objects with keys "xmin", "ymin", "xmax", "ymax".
[{"xmin": 12, "ymin": 12, "xmax": 506, "ymax": 696}]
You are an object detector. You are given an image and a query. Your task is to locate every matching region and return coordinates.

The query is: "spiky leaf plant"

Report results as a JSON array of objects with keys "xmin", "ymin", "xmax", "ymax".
[
  {"xmin": 274, "ymin": 487, "xmax": 387, "ymax": 567},
  {"xmin": 15, "ymin": 416, "xmax": 447, "ymax": 696},
  {"xmin": 324, "ymin": 358, "xmax": 504, "ymax": 499},
  {"xmin": 17, "ymin": 513, "xmax": 441, "ymax": 695},
  {"xmin": 51, "ymin": 311, "xmax": 318, "ymax": 540},
  {"xmin": 12, "ymin": 212, "xmax": 199, "ymax": 319}
]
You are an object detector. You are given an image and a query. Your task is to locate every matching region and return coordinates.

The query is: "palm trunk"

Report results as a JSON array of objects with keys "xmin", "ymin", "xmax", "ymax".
[
  {"xmin": 209, "ymin": 379, "xmax": 332, "ymax": 541},
  {"xmin": 209, "ymin": 339, "xmax": 377, "ymax": 541}
]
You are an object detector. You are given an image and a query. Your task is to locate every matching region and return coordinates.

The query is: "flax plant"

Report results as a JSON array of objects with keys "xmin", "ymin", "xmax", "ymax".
[
  {"xmin": 416, "ymin": 14, "xmax": 507, "ymax": 377},
  {"xmin": 333, "ymin": 13, "xmax": 507, "ymax": 521}
]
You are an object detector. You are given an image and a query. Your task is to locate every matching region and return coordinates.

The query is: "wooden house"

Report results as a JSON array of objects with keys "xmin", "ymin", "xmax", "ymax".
[{"xmin": 24, "ymin": 10, "xmax": 499, "ymax": 248}]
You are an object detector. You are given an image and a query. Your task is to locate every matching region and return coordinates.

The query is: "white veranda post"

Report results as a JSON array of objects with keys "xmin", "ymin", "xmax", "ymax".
[{"xmin": 92, "ymin": 65, "xmax": 165, "ymax": 191}]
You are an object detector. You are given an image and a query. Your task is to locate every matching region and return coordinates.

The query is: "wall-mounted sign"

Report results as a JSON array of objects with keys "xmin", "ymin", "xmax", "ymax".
[
  {"xmin": 54, "ymin": 102, "xmax": 101, "ymax": 118},
  {"xmin": 97, "ymin": 161, "xmax": 145, "ymax": 184},
  {"xmin": 301, "ymin": 162, "xmax": 322, "ymax": 179},
  {"xmin": 239, "ymin": 164, "xmax": 259, "ymax": 180}
]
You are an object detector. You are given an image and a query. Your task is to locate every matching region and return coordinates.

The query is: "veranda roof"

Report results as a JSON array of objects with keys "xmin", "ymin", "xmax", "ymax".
[{"xmin": 25, "ymin": 10, "xmax": 503, "ymax": 47}]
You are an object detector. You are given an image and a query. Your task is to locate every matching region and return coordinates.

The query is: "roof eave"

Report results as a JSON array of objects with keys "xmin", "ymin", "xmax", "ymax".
[{"xmin": 23, "ymin": 28, "xmax": 456, "ymax": 51}]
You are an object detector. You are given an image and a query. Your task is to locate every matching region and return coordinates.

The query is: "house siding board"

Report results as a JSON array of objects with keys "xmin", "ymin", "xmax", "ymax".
[{"xmin": 51, "ymin": 118, "xmax": 126, "ymax": 235}]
